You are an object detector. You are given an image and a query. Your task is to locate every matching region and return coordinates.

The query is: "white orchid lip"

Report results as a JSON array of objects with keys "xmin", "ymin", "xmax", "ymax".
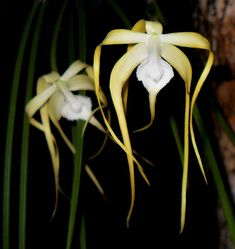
[
  {"xmin": 60, "ymin": 95, "xmax": 92, "ymax": 121},
  {"xmin": 136, "ymin": 35, "xmax": 174, "ymax": 94},
  {"xmin": 54, "ymin": 79, "xmax": 93, "ymax": 121}
]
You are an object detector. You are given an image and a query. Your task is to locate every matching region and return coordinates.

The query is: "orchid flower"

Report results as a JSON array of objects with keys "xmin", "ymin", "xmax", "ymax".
[
  {"xmin": 25, "ymin": 60, "xmax": 106, "ymax": 214},
  {"xmin": 94, "ymin": 19, "xmax": 214, "ymax": 230}
]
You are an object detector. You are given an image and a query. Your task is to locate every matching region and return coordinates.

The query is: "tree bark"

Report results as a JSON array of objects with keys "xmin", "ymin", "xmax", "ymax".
[{"xmin": 194, "ymin": 0, "xmax": 235, "ymax": 248}]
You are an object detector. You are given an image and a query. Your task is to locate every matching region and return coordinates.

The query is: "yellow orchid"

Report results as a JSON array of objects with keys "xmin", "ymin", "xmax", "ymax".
[
  {"xmin": 25, "ymin": 60, "xmax": 106, "ymax": 214},
  {"xmin": 94, "ymin": 19, "xmax": 214, "ymax": 230}
]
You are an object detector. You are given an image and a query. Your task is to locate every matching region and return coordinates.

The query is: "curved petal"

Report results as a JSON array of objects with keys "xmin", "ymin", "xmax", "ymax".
[
  {"xmin": 161, "ymin": 43, "xmax": 192, "ymax": 232},
  {"xmin": 189, "ymin": 51, "xmax": 214, "ymax": 181},
  {"xmin": 161, "ymin": 43, "xmax": 192, "ymax": 92},
  {"xmin": 36, "ymin": 75, "xmax": 60, "ymax": 216},
  {"xmin": 93, "ymin": 45, "xmax": 149, "ymax": 167},
  {"xmin": 161, "ymin": 32, "xmax": 210, "ymax": 49},
  {"xmin": 67, "ymin": 75, "xmax": 95, "ymax": 91},
  {"xmin": 85, "ymin": 65, "xmax": 94, "ymax": 79},
  {"xmin": 40, "ymin": 102, "xmax": 60, "ymax": 217},
  {"xmin": 25, "ymin": 82, "xmax": 56, "ymax": 118},
  {"xmin": 25, "ymin": 72, "xmax": 58, "ymax": 134},
  {"xmin": 134, "ymin": 92, "xmax": 157, "ymax": 132},
  {"xmin": 102, "ymin": 29, "xmax": 147, "ymax": 45},
  {"xmin": 88, "ymin": 116, "xmax": 106, "ymax": 133},
  {"xmin": 122, "ymin": 20, "xmax": 147, "ymax": 113},
  {"xmin": 48, "ymin": 91, "xmax": 64, "ymax": 121},
  {"xmin": 51, "ymin": 119, "xmax": 75, "ymax": 154},
  {"xmin": 48, "ymin": 90, "xmax": 76, "ymax": 154},
  {"xmin": 93, "ymin": 45, "xmax": 150, "ymax": 219},
  {"xmin": 85, "ymin": 165, "xmax": 105, "ymax": 197},
  {"xmin": 67, "ymin": 68, "xmax": 107, "ymax": 106},
  {"xmin": 178, "ymin": 91, "xmax": 191, "ymax": 233},
  {"xmin": 48, "ymin": 96, "xmax": 76, "ymax": 154},
  {"xmin": 86, "ymin": 107, "xmax": 110, "ymax": 160},
  {"xmin": 131, "ymin": 19, "xmax": 146, "ymax": 32},
  {"xmin": 60, "ymin": 60, "xmax": 87, "ymax": 81},
  {"xmin": 110, "ymin": 43, "xmax": 148, "ymax": 224},
  {"xmin": 191, "ymin": 51, "xmax": 214, "ymax": 114},
  {"xmin": 42, "ymin": 71, "xmax": 60, "ymax": 83}
]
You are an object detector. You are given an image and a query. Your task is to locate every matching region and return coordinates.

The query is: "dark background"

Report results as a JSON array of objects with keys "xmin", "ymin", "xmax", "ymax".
[{"xmin": 0, "ymin": 1, "xmax": 220, "ymax": 248}]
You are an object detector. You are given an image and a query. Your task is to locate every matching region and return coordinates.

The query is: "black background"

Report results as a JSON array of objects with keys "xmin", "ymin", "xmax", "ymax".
[{"xmin": 0, "ymin": 1, "xmax": 221, "ymax": 248}]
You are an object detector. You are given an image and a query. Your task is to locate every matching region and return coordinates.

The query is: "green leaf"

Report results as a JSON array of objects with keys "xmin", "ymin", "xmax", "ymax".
[
  {"xmin": 66, "ymin": 0, "xmax": 87, "ymax": 248},
  {"xmin": 169, "ymin": 116, "xmax": 184, "ymax": 165},
  {"xmin": 2, "ymin": 2, "xmax": 40, "ymax": 249},
  {"xmin": 19, "ymin": 3, "xmax": 46, "ymax": 249},
  {"xmin": 50, "ymin": 0, "xmax": 69, "ymax": 71}
]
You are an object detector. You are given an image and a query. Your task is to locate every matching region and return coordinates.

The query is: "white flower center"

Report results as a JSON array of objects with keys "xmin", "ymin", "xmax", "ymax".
[
  {"xmin": 55, "ymin": 80, "xmax": 92, "ymax": 121},
  {"xmin": 60, "ymin": 95, "xmax": 92, "ymax": 121},
  {"xmin": 136, "ymin": 35, "xmax": 174, "ymax": 94}
]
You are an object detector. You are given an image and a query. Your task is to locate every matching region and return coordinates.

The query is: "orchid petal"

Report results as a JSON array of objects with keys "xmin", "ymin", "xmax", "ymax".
[
  {"xmin": 189, "ymin": 51, "xmax": 214, "ymax": 182},
  {"xmin": 160, "ymin": 43, "xmax": 193, "ymax": 232},
  {"xmin": 94, "ymin": 19, "xmax": 214, "ymax": 234},
  {"xmin": 41, "ymin": 102, "xmax": 60, "ymax": 217},
  {"xmin": 85, "ymin": 165, "xmax": 105, "ymax": 197},
  {"xmin": 88, "ymin": 116, "xmax": 107, "ymax": 133},
  {"xmin": 110, "ymin": 43, "xmax": 148, "ymax": 224},
  {"xmin": 131, "ymin": 19, "xmax": 146, "ymax": 32},
  {"xmin": 37, "ymin": 76, "xmax": 60, "ymax": 217},
  {"xmin": 161, "ymin": 43, "xmax": 192, "ymax": 92},
  {"xmin": 102, "ymin": 29, "xmax": 147, "ymax": 45},
  {"xmin": 67, "ymin": 74, "xmax": 107, "ymax": 105},
  {"xmin": 93, "ymin": 44, "xmax": 150, "ymax": 185},
  {"xmin": 42, "ymin": 71, "xmax": 60, "ymax": 83},
  {"xmin": 25, "ymin": 71, "xmax": 59, "ymax": 118},
  {"xmin": 85, "ymin": 65, "xmax": 94, "ymax": 79},
  {"xmin": 134, "ymin": 93, "xmax": 157, "ymax": 133},
  {"xmin": 60, "ymin": 60, "xmax": 87, "ymax": 81},
  {"xmin": 161, "ymin": 32, "xmax": 210, "ymax": 49},
  {"xmin": 67, "ymin": 75, "xmax": 95, "ymax": 91},
  {"xmin": 180, "ymin": 91, "xmax": 190, "ymax": 233},
  {"xmin": 25, "ymin": 82, "xmax": 56, "ymax": 118},
  {"xmin": 48, "ymin": 91, "xmax": 64, "ymax": 120},
  {"xmin": 122, "ymin": 20, "xmax": 146, "ymax": 113}
]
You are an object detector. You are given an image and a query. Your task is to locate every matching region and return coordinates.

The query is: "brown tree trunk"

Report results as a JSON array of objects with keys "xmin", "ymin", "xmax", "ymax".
[{"xmin": 194, "ymin": 0, "xmax": 235, "ymax": 248}]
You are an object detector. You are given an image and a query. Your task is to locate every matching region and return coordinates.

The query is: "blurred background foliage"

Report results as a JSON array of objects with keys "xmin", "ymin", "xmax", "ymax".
[{"xmin": 1, "ymin": 0, "xmax": 235, "ymax": 249}]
